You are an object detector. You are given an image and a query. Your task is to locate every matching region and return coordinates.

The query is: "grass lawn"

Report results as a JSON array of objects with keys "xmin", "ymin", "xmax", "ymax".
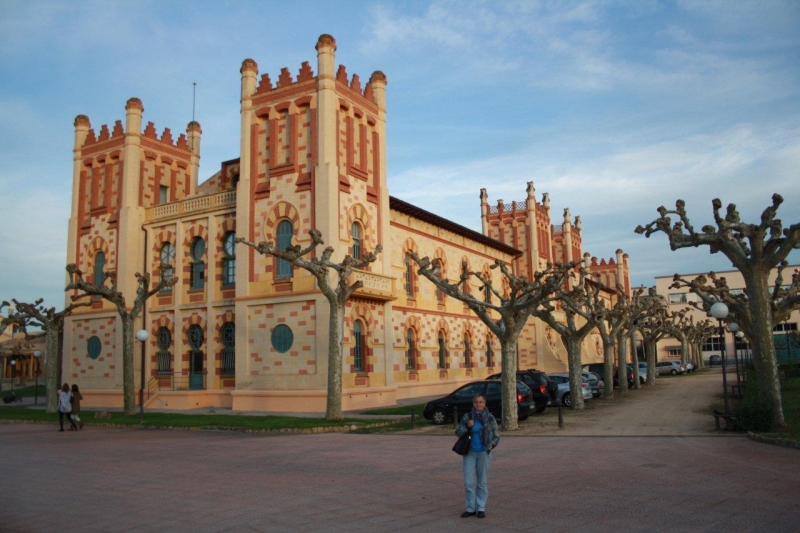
[
  {"xmin": 0, "ymin": 406, "xmax": 383, "ymax": 431},
  {"xmin": 779, "ymin": 375, "xmax": 799, "ymax": 437}
]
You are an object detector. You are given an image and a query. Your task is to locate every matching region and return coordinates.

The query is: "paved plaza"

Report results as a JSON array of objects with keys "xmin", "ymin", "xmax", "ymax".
[{"xmin": 1, "ymin": 420, "xmax": 798, "ymax": 532}]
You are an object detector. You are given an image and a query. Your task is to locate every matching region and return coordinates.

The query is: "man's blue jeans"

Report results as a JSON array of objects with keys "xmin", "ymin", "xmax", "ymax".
[{"xmin": 463, "ymin": 451, "xmax": 491, "ymax": 512}]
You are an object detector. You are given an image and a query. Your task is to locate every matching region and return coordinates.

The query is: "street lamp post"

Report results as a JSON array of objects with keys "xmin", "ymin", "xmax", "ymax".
[
  {"xmin": 710, "ymin": 302, "xmax": 730, "ymax": 414},
  {"xmin": 33, "ymin": 350, "xmax": 43, "ymax": 405},
  {"xmin": 729, "ymin": 323, "xmax": 741, "ymax": 386},
  {"xmin": 10, "ymin": 359, "xmax": 16, "ymax": 394},
  {"xmin": 735, "ymin": 331, "xmax": 745, "ymax": 385},
  {"xmin": 136, "ymin": 329, "xmax": 149, "ymax": 421}
]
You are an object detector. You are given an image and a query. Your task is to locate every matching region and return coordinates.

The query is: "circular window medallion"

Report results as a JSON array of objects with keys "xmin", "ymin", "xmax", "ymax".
[
  {"xmin": 271, "ymin": 324, "xmax": 294, "ymax": 353},
  {"xmin": 87, "ymin": 336, "xmax": 102, "ymax": 360}
]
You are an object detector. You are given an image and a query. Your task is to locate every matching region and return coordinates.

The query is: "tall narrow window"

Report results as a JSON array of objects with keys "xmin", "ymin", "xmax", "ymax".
[
  {"xmin": 220, "ymin": 322, "xmax": 235, "ymax": 375},
  {"xmin": 464, "ymin": 335, "xmax": 471, "ymax": 368},
  {"xmin": 438, "ymin": 332, "xmax": 446, "ymax": 369},
  {"xmin": 93, "ymin": 252, "xmax": 105, "ymax": 287},
  {"xmin": 486, "ymin": 337, "xmax": 494, "ymax": 367},
  {"xmin": 276, "ymin": 220, "xmax": 293, "ymax": 278},
  {"xmin": 353, "ymin": 320, "xmax": 364, "ymax": 372},
  {"xmin": 404, "ymin": 254, "xmax": 414, "ymax": 297},
  {"xmin": 187, "ymin": 324, "xmax": 205, "ymax": 390},
  {"xmin": 222, "ymin": 232, "xmax": 236, "ymax": 287},
  {"xmin": 484, "ymin": 283, "xmax": 491, "ymax": 304},
  {"xmin": 157, "ymin": 327, "xmax": 172, "ymax": 374},
  {"xmin": 406, "ymin": 329, "xmax": 416, "ymax": 370},
  {"xmin": 351, "ymin": 223, "xmax": 361, "ymax": 260},
  {"xmin": 159, "ymin": 185, "xmax": 169, "ymax": 204},
  {"xmin": 190, "ymin": 238, "xmax": 205, "ymax": 290},
  {"xmin": 160, "ymin": 243, "xmax": 175, "ymax": 292}
]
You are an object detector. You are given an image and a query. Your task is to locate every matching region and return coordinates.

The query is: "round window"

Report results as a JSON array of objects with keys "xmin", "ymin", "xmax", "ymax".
[
  {"xmin": 87, "ymin": 336, "xmax": 102, "ymax": 360},
  {"xmin": 271, "ymin": 324, "xmax": 294, "ymax": 353}
]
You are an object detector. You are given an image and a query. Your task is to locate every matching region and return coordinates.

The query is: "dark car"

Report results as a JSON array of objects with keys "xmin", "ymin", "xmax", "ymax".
[
  {"xmin": 582, "ymin": 363, "xmax": 635, "ymax": 387},
  {"xmin": 422, "ymin": 380, "xmax": 534, "ymax": 425},
  {"xmin": 709, "ymin": 355, "xmax": 721, "ymax": 367},
  {"xmin": 487, "ymin": 369, "xmax": 551, "ymax": 413}
]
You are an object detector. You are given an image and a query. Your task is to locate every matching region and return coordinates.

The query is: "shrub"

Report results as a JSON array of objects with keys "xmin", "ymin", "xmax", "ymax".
[{"xmin": 738, "ymin": 398, "xmax": 775, "ymax": 432}]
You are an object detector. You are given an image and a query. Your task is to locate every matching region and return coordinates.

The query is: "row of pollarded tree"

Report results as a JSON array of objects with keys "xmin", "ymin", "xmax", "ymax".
[{"xmin": 2, "ymin": 195, "xmax": 796, "ymax": 430}]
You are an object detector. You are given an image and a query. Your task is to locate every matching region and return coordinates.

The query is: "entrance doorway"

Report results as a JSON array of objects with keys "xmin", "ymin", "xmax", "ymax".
[{"xmin": 188, "ymin": 325, "xmax": 204, "ymax": 390}]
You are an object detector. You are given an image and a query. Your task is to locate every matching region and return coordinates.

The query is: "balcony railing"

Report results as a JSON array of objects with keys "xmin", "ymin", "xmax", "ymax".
[{"xmin": 146, "ymin": 191, "xmax": 236, "ymax": 222}]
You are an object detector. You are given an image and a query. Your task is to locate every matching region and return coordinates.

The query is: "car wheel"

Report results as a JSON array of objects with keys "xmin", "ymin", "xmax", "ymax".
[
  {"xmin": 640, "ymin": 377, "xmax": 645, "ymax": 384},
  {"xmin": 519, "ymin": 414, "xmax": 529, "ymax": 421},
  {"xmin": 671, "ymin": 369, "xmax": 678, "ymax": 375},
  {"xmin": 534, "ymin": 402, "xmax": 547, "ymax": 414},
  {"xmin": 431, "ymin": 408, "xmax": 447, "ymax": 425},
  {"xmin": 562, "ymin": 393, "xmax": 572, "ymax": 407}
]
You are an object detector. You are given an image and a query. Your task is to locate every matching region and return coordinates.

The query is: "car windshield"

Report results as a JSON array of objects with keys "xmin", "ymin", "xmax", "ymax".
[{"xmin": 452, "ymin": 382, "xmax": 485, "ymax": 399}]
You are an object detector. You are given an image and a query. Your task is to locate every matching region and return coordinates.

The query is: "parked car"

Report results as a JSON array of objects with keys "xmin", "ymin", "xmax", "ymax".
[
  {"xmin": 582, "ymin": 363, "xmax": 635, "ymax": 387},
  {"xmin": 709, "ymin": 355, "xmax": 721, "ymax": 367},
  {"xmin": 487, "ymin": 369, "xmax": 552, "ymax": 413},
  {"xmin": 636, "ymin": 362, "xmax": 656, "ymax": 383},
  {"xmin": 422, "ymin": 380, "xmax": 534, "ymax": 425},
  {"xmin": 547, "ymin": 373, "xmax": 593, "ymax": 407},
  {"xmin": 656, "ymin": 361, "xmax": 684, "ymax": 375},
  {"xmin": 582, "ymin": 371, "xmax": 602, "ymax": 397}
]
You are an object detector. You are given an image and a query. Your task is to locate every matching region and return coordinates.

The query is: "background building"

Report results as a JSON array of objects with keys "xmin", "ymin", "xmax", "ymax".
[{"xmin": 654, "ymin": 265, "xmax": 800, "ymax": 364}]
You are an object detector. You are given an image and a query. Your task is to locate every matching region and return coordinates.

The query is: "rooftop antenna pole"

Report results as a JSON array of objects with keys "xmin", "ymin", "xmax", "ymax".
[{"xmin": 191, "ymin": 81, "xmax": 197, "ymax": 150}]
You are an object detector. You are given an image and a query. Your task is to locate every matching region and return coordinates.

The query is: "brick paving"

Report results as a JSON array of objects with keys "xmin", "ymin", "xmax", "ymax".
[{"xmin": 1, "ymin": 423, "xmax": 798, "ymax": 532}]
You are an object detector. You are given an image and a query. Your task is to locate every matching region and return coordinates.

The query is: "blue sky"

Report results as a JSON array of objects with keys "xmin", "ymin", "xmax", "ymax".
[{"xmin": 1, "ymin": 0, "xmax": 798, "ymax": 310}]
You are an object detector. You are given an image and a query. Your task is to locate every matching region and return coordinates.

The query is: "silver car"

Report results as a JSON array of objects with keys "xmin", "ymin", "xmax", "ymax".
[
  {"xmin": 656, "ymin": 361, "xmax": 684, "ymax": 375},
  {"xmin": 547, "ymin": 373, "xmax": 593, "ymax": 407},
  {"xmin": 582, "ymin": 371, "xmax": 603, "ymax": 397}
]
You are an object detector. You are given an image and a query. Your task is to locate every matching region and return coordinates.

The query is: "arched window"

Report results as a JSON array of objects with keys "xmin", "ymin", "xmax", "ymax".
[
  {"xmin": 190, "ymin": 238, "xmax": 205, "ymax": 290},
  {"xmin": 404, "ymin": 254, "xmax": 415, "ymax": 297},
  {"xmin": 220, "ymin": 322, "xmax": 235, "ymax": 375},
  {"xmin": 438, "ymin": 332, "xmax": 447, "ymax": 369},
  {"xmin": 406, "ymin": 329, "xmax": 416, "ymax": 371},
  {"xmin": 353, "ymin": 320, "xmax": 365, "ymax": 372},
  {"xmin": 351, "ymin": 222, "xmax": 361, "ymax": 260},
  {"xmin": 276, "ymin": 220, "xmax": 293, "ymax": 278},
  {"xmin": 187, "ymin": 324, "xmax": 205, "ymax": 390},
  {"xmin": 231, "ymin": 173, "xmax": 240, "ymax": 189},
  {"xmin": 93, "ymin": 252, "xmax": 105, "ymax": 287},
  {"xmin": 160, "ymin": 243, "xmax": 175, "ymax": 292},
  {"xmin": 157, "ymin": 327, "xmax": 172, "ymax": 374},
  {"xmin": 486, "ymin": 337, "xmax": 494, "ymax": 368},
  {"xmin": 222, "ymin": 232, "xmax": 236, "ymax": 287},
  {"xmin": 464, "ymin": 334, "xmax": 472, "ymax": 368}
]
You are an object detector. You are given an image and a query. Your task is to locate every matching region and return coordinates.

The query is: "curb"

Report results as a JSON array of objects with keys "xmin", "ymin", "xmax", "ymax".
[
  {"xmin": 747, "ymin": 431, "xmax": 800, "ymax": 449},
  {"xmin": 0, "ymin": 418, "xmax": 400, "ymax": 434}
]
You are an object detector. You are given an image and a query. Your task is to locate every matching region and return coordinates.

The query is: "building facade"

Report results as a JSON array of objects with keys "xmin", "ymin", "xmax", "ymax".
[
  {"xmin": 654, "ymin": 265, "xmax": 800, "ymax": 364},
  {"xmin": 63, "ymin": 35, "xmax": 630, "ymax": 412}
]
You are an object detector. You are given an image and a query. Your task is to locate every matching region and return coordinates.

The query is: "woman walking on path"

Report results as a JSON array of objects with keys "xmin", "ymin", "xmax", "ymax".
[
  {"xmin": 71, "ymin": 384, "xmax": 84, "ymax": 430},
  {"xmin": 58, "ymin": 384, "xmax": 78, "ymax": 432},
  {"xmin": 456, "ymin": 394, "xmax": 499, "ymax": 519}
]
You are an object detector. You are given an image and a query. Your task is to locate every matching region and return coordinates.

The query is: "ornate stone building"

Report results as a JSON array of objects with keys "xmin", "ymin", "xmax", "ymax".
[{"xmin": 63, "ymin": 35, "xmax": 631, "ymax": 412}]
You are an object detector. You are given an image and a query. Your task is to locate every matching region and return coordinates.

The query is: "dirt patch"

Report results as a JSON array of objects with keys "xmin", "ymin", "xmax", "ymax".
[{"xmin": 401, "ymin": 369, "xmax": 732, "ymax": 436}]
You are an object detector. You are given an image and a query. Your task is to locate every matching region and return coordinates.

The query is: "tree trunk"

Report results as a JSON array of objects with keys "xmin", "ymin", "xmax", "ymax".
[
  {"xmin": 565, "ymin": 336, "xmax": 585, "ymax": 410},
  {"xmin": 602, "ymin": 339, "xmax": 614, "ymax": 399},
  {"xmin": 630, "ymin": 330, "xmax": 641, "ymax": 390},
  {"xmin": 744, "ymin": 270, "xmax": 786, "ymax": 427},
  {"xmin": 45, "ymin": 326, "xmax": 60, "ymax": 413},
  {"xmin": 499, "ymin": 336, "xmax": 518, "ymax": 431},
  {"xmin": 617, "ymin": 330, "xmax": 628, "ymax": 396},
  {"xmin": 325, "ymin": 300, "xmax": 345, "ymax": 420},
  {"xmin": 646, "ymin": 339, "xmax": 657, "ymax": 385},
  {"xmin": 680, "ymin": 336, "xmax": 689, "ymax": 368},
  {"xmin": 121, "ymin": 317, "xmax": 136, "ymax": 415}
]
